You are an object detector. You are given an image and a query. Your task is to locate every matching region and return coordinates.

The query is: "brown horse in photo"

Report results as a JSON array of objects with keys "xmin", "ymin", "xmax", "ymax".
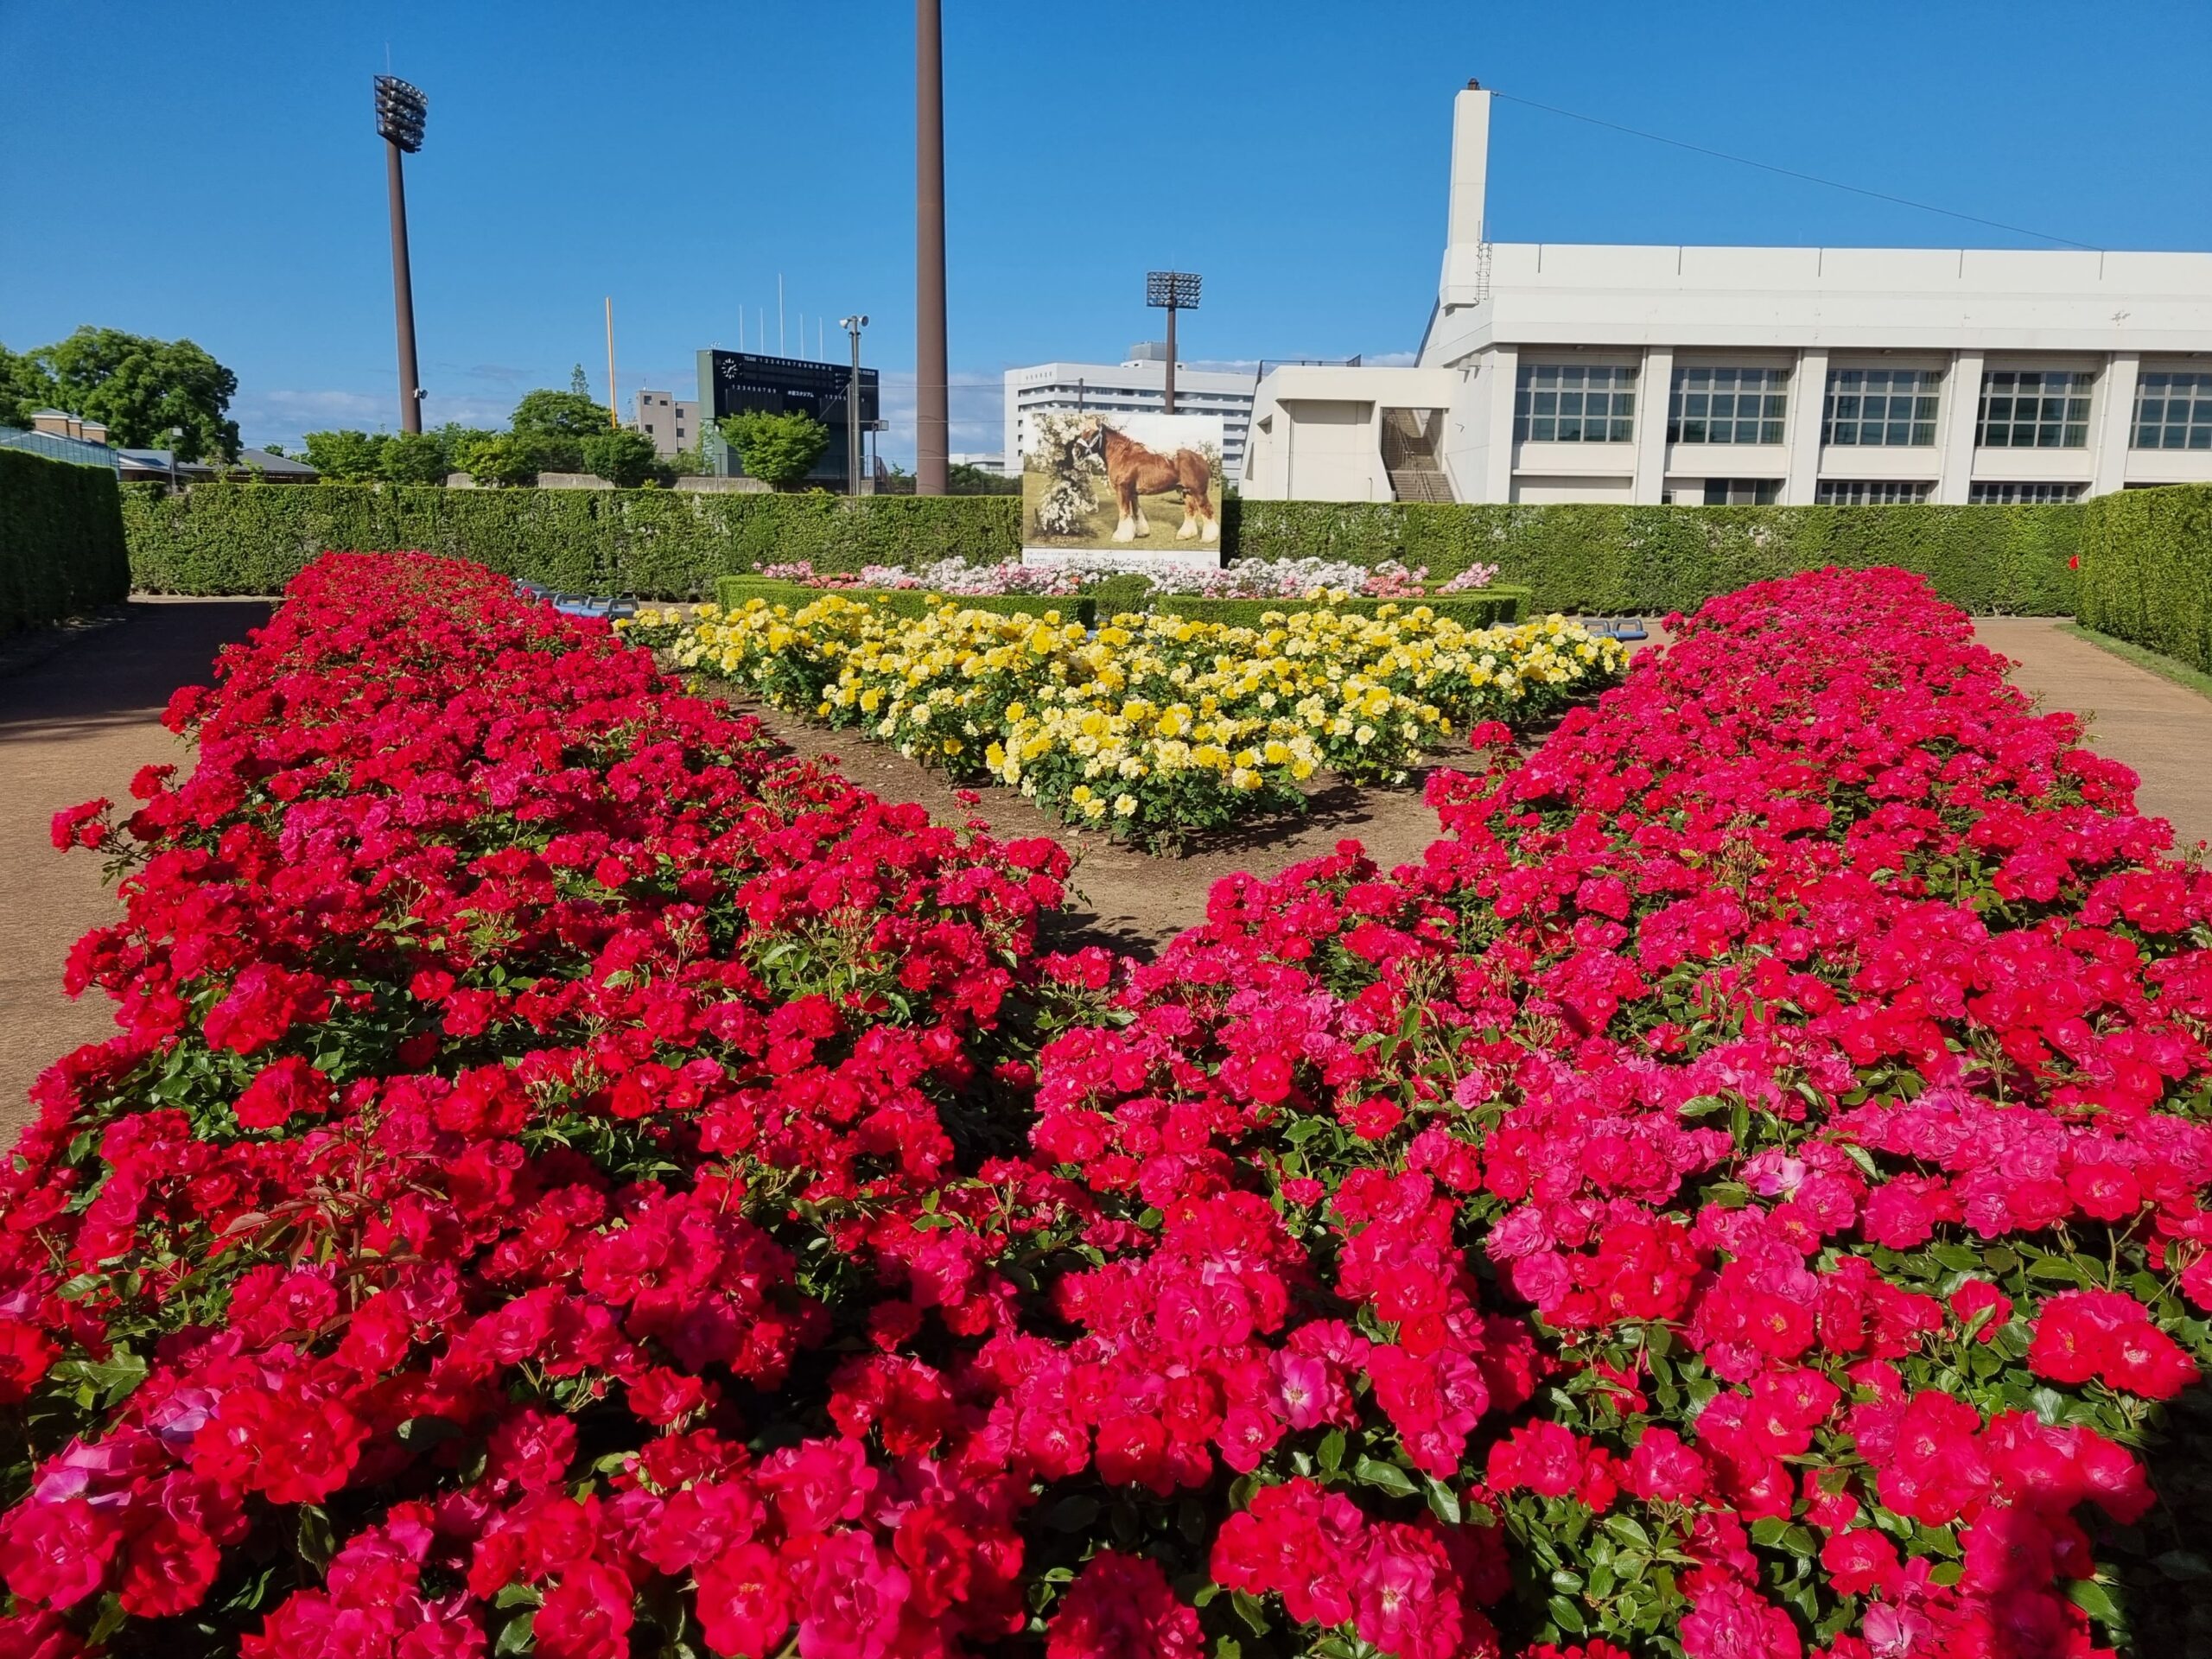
[{"xmin": 1080, "ymin": 418, "xmax": 1219, "ymax": 543}]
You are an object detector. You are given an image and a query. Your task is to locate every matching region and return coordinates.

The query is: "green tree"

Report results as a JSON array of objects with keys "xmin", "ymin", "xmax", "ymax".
[
  {"xmin": 379, "ymin": 430, "xmax": 450, "ymax": 485},
  {"xmin": 301, "ymin": 429, "xmax": 388, "ymax": 482},
  {"xmin": 0, "ymin": 345, "xmax": 60, "ymax": 429},
  {"xmin": 721, "ymin": 410, "xmax": 830, "ymax": 489},
  {"xmin": 512, "ymin": 385, "xmax": 613, "ymax": 440},
  {"xmin": 582, "ymin": 428, "xmax": 658, "ymax": 488},
  {"xmin": 36, "ymin": 327, "xmax": 239, "ymax": 460},
  {"xmin": 455, "ymin": 434, "xmax": 537, "ymax": 487},
  {"xmin": 948, "ymin": 461, "xmax": 1018, "ymax": 496}
]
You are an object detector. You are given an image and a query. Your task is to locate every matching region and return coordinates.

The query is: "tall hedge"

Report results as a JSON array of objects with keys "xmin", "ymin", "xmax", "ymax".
[
  {"xmin": 0, "ymin": 448, "xmax": 131, "ymax": 637},
  {"xmin": 124, "ymin": 482, "xmax": 2081, "ymax": 615},
  {"xmin": 1232, "ymin": 499, "xmax": 2082, "ymax": 616},
  {"xmin": 2078, "ymin": 483, "xmax": 2212, "ymax": 672},
  {"xmin": 123, "ymin": 485, "xmax": 1019, "ymax": 598}
]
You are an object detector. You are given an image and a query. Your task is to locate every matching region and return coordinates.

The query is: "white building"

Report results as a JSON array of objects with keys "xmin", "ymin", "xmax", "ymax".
[
  {"xmin": 1006, "ymin": 345, "xmax": 1259, "ymax": 481},
  {"xmin": 949, "ymin": 451, "xmax": 1008, "ymax": 476},
  {"xmin": 1242, "ymin": 85, "xmax": 2212, "ymax": 505}
]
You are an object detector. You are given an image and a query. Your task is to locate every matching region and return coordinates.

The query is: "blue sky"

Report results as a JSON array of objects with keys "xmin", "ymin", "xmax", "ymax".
[{"xmin": 5, "ymin": 0, "xmax": 2208, "ymax": 461}]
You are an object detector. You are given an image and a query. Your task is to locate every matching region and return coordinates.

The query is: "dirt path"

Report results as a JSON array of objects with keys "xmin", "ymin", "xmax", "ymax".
[
  {"xmin": 1974, "ymin": 618, "xmax": 2212, "ymax": 854},
  {"xmin": 0, "ymin": 601, "xmax": 270, "ymax": 1133}
]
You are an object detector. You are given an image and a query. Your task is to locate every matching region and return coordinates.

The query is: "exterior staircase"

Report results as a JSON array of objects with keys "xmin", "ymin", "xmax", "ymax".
[{"xmin": 1381, "ymin": 407, "xmax": 1454, "ymax": 504}]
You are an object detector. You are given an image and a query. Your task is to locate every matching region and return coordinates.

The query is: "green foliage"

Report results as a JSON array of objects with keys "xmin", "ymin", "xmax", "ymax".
[
  {"xmin": 712, "ymin": 575, "xmax": 1098, "ymax": 626},
  {"xmin": 948, "ymin": 461, "xmax": 1020, "ymax": 496},
  {"xmin": 378, "ymin": 431, "xmax": 450, "ymax": 486},
  {"xmin": 1145, "ymin": 588, "xmax": 1529, "ymax": 630},
  {"xmin": 721, "ymin": 410, "xmax": 831, "ymax": 488},
  {"xmin": 454, "ymin": 435, "xmax": 539, "ymax": 489},
  {"xmin": 2077, "ymin": 483, "xmax": 2212, "ymax": 673},
  {"xmin": 1232, "ymin": 500, "xmax": 2082, "ymax": 616},
  {"xmin": 512, "ymin": 385, "xmax": 613, "ymax": 440},
  {"xmin": 120, "ymin": 485, "xmax": 2091, "ymax": 618},
  {"xmin": 582, "ymin": 428, "xmax": 659, "ymax": 489},
  {"xmin": 0, "ymin": 343, "xmax": 61, "ymax": 429},
  {"xmin": 31, "ymin": 326, "xmax": 240, "ymax": 461},
  {"xmin": 301, "ymin": 430, "xmax": 388, "ymax": 482},
  {"xmin": 0, "ymin": 449, "xmax": 131, "ymax": 636},
  {"xmin": 122, "ymin": 484, "xmax": 1019, "ymax": 597}
]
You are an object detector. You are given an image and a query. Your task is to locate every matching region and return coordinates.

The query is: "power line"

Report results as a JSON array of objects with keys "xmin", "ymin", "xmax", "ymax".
[{"xmin": 1488, "ymin": 89, "xmax": 2098, "ymax": 251}]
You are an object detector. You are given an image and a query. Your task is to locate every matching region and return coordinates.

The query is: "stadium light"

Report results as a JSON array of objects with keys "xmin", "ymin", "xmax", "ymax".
[
  {"xmin": 1145, "ymin": 270, "xmax": 1202, "ymax": 413},
  {"xmin": 374, "ymin": 75, "xmax": 429, "ymax": 433},
  {"xmin": 840, "ymin": 316, "xmax": 869, "ymax": 497}
]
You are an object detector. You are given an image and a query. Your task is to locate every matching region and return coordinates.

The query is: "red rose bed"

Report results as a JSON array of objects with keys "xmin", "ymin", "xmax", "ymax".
[{"xmin": 2, "ymin": 554, "xmax": 2206, "ymax": 1659}]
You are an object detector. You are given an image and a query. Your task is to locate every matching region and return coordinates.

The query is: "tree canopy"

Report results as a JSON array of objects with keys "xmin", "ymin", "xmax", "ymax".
[
  {"xmin": 512, "ymin": 385, "xmax": 613, "ymax": 440},
  {"xmin": 0, "ymin": 346, "xmax": 60, "ymax": 429},
  {"xmin": 721, "ymin": 410, "xmax": 830, "ymax": 489},
  {"xmin": 582, "ymin": 428, "xmax": 659, "ymax": 489},
  {"xmin": 33, "ymin": 327, "xmax": 239, "ymax": 461},
  {"xmin": 300, "ymin": 430, "xmax": 387, "ymax": 483}
]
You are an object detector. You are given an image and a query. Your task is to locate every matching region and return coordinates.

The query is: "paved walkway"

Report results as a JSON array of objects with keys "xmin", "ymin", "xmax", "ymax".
[
  {"xmin": 0, "ymin": 601, "xmax": 268, "ymax": 1132},
  {"xmin": 1975, "ymin": 618, "xmax": 2212, "ymax": 855}
]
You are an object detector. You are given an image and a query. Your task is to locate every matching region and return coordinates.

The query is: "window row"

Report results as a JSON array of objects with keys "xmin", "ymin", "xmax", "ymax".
[{"xmin": 1510, "ymin": 363, "xmax": 2212, "ymax": 451}]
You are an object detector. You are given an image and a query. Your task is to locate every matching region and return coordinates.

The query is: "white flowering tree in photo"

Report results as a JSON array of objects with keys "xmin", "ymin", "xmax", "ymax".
[{"xmin": 1026, "ymin": 410, "xmax": 1105, "ymax": 538}]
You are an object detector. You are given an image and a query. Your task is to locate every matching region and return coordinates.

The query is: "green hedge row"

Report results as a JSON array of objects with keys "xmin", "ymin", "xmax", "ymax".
[
  {"xmin": 0, "ymin": 449, "xmax": 131, "ymax": 638},
  {"xmin": 124, "ymin": 482, "xmax": 2082, "ymax": 616},
  {"xmin": 124, "ymin": 484, "xmax": 1017, "ymax": 596},
  {"xmin": 1230, "ymin": 499, "xmax": 2082, "ymax": 616},
  {"xmin": 1141, "ymin": 588, "xmax": 1527, "ymax": 630},
  {"xmin": 2078, "ymin": 484, "xmax": 2212, "ymax": 673},
  {"xmin": 712, "ymin": 576, "xmax": 1100, "ymax": 626}
]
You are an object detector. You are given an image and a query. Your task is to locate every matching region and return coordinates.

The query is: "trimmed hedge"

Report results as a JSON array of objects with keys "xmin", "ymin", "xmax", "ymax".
[
  {"xmin": 125, "ymin": 482, "xmax": 2081, "ymax": 617},
  {"xmin": 2078, "ymin": 483, "xmax": 2212, "ymax": 673},
  {"xmin": 0, "ymin": 448, "xmax": 131, "ymax": 637},
  {"xmin": 1142, "ymin": 588, "xmax": 1528, "ymax": 630},
  {"xmin": 124, "ymin": 484, "xmax": 1017, "ymax": 597},
  {"xmin": 1233, "ymin": 500, "xmax": 2082, "ymax": 616},
  {"xmin": 713, "ymin": 576, "xmax": 1097, "ymax": 627}
]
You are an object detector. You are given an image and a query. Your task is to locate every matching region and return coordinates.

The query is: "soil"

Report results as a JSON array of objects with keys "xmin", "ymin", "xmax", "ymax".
[{"xmin": 717, "ymin": 691, "xmax": 1492, "ymax": 958}]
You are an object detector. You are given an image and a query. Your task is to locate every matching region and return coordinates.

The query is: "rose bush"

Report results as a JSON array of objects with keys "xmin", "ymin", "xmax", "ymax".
[{"xmin": 3, "ymin": 556, "xmax": 2208, "ymax": 1659}]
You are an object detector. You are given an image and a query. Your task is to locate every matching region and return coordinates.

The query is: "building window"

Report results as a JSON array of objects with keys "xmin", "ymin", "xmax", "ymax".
[
  {"xmin": 1967, "ymin": 481, "xmax": 2083, "ymax": 504},
  {"xmin": 1669, "ymin": 367, "xmax": 1787, "ymax": 444},
  {"xmin": 1700, "ymin": 478, "xmax": 1780, "ymax": 505},
  {"xmin": 1815, "ymin": 479, "xmax": 1934, "ymax": 504},
  {"xmin": 1822, "ymin": 368, "xmax": 1941, "ymax": 447},
  {"xmin": 2133, "ymin": 370, "xmax": 2212, "ymax": 450},
  {"xmin": 1514, "ymin": 363, "xmax": 1636, "ymax": 442},
  {"xmin": 1976, "ymin": 369, "xmax": 2092, "ymax": 448}
]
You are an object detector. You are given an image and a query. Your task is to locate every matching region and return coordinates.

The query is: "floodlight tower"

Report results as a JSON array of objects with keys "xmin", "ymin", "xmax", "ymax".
[
  {"xmin": 375, "ymin": 74, "xmax": 429, "ymax": 434},
  {"xmin": 840, "ymin": 315, "xmax": 869, "ymax": 496},
  {"xmin": 1146, "ymin": 270, "xmax": 1201, "ymax": 414}
]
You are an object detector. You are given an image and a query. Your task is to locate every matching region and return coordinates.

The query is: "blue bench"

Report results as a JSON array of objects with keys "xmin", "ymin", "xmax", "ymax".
[{"xmin": 1581, "ymin": 616, "xmax": 1649, "ymax": 642}]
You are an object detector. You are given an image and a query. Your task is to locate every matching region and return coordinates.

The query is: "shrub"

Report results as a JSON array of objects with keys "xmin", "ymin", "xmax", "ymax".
[
  {"xmin": 721, "ymin": 409, "xmax": 831, "ymax": 488},
  {"xmin": 1235, "ymin": 499, "xmax": 2082, "ymax": 614},
  {"xmin": 2078, "ymin": 482, "xmax": 2212, "ymax": 672},
  {"xmin": 0, "ymin": 448, "xmax": 130, "ymax": 635},
  {"xmin": 582, "ymin": 428, "xmax": 659, "ymax": 489},
  {"xmin": 377, "ymin": 430, "xmax": 450, "ymax": 486},
  {"xmin": 712, "ymin": 575, "xmax": 1097, "ymax": 626},
  {"xmin": 1144, "ymin": 588, "xmax": 1528, "ymax": 629}
]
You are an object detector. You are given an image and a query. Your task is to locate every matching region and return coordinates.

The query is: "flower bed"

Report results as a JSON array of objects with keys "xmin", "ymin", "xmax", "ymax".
[
  {"xmin": 662, "ymin": 596, "xmax": 1624, "ymax": 849},
  {"xmin": 4, "ymin": 557, "xmax": 2208, "ymax": 1659}
]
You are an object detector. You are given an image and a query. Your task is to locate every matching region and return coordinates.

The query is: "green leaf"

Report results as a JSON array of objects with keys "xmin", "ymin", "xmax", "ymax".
[
  {"xmin": 1231, "ymin": 1589, "xmax": 1270, "ymax": 1636},
  {"xmin": 1750, "ymin": 1516, "xmax": 1790, "ymax": 1548},
  {"xmin": 1353, "ymin": 1456, "xmax": 1418, "ymax": 1497},
  {"xmin": 1045, "ymin": 1496, "xmax": 1100, "ymax": 1532},
  {"xmin": 1316, "ymin": 1427, "xmax": 1345, "ymax": 1473},
  {"xmin": 296, "ymin": 1505, "xmax": 336, "ymax": 1571},
  {"xmin": 2068, "ymin": 1579, "xmax": 2122, "ymax": 1624},
  {"xmin": 1424, "ymin": 1478, "xmax": 1462, "ymax": 1525},
  {"xmin": 495, "ymin": 1610, "xmax": 536, "ymax": 1655}
]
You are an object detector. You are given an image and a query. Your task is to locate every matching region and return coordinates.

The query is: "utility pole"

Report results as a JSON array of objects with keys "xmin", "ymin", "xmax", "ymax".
[
  {"xmin": 841, "ymin": 315, "xmax": 868, "ymax": 496},
  {"xmin": 1146, "ymin": 270, "xmax": 1201, "ymax": 415},
  {"xmin": 916, "ymin": 0, "xmax": 949, "ymax": 494},
  {"xmin": 374, "ymin": 75, "xmax": 429, "ymax": 434}
]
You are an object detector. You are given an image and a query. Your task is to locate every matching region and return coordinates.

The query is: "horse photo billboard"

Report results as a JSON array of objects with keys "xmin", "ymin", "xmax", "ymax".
[{"xmin": 1020, "ymin": 410, "xmax": 1224, "ymax": 563}]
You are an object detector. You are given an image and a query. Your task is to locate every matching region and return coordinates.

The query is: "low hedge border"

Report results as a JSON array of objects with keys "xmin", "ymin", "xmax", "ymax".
[
  {"xmin": 713, "ymin": 576, "xmax": 1097, "ymax": 627},
  {"xmin": 1141, "ymin": 588, "xmax": 1527, "ymax": 630},
  {"xmin": 0, "ymin": 448, "xmax": 131, "ymax": 637},
  {"xmin": 2078, "ymin": 483, "xmax": 2212, "ymax": 674}
]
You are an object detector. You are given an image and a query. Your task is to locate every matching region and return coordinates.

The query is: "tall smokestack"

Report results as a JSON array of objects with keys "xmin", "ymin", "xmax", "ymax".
[{"xmin": 1448, "ymin": 79, "xmax": 1491, "ymax": 248}]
